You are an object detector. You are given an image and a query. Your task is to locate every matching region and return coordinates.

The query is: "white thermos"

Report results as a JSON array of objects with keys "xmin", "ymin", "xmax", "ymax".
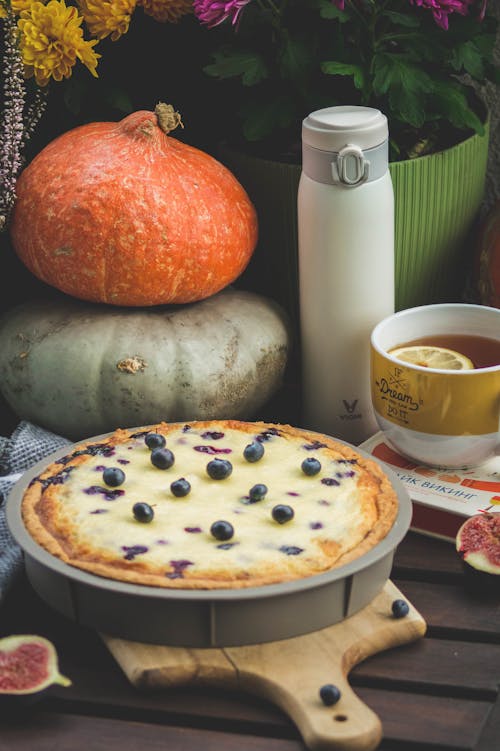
[{"xmin": 298, "ymin": 105, "xmax": 394, "ymax": 444}]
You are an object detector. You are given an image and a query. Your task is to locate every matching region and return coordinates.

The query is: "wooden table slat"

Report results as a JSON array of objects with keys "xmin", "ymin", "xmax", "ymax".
[
  {"xmin": 356, "ymin": 688, "xmax": 492, "ymax": 750},
  {"xmin": 49, "ymin": 677, "xmax": 292, "ymax": 734},
  {"xmin": 393, "ymin": 531, "xmax": 463, "ymax": 578},
  {"xmin": 1, "ymin": 688, "xmax": 492, "ymax": 751},
  {"xmin": 352, "ymin": 637, "xmax": 500, "ymax": 696},
  {"xmin": 0, "ymin": 711, "xmax": 305, "ymax": 751},
  {"xmin": 393, "ymin": 579, "xmax": 500, "ymax": 641},
  {"xmin": 476, "ymin": 692, "xmax": 500, "ymax": 751}
]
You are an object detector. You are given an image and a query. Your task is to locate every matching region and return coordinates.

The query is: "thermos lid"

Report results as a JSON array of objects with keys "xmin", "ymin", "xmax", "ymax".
[{"xmin": 302, "ymin": 106, "xmax": 388, "ymax": 152}]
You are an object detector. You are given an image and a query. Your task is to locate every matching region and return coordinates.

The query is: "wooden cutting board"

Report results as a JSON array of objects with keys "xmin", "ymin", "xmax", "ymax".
[{"xmin": 102, "ymin": 580, "xmax": 426, "ymax": 751}]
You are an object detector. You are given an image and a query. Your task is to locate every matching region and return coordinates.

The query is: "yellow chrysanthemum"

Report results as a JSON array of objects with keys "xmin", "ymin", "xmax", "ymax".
[
  {"xmin": 1, "ymin": 0, "xmax": 43, "ymax": 17},
  {"xmin": 12, "ymin": 0, "xmax": 36, "ymax": 13},
  {"xmin": 140, "ymin": 0, "xmax": 192, "ymax": 23},
  {"xmin": 18, "ymin": 0, "xmax": 100, "ymax": 87},
  {"xmin": 78, "ymin": 0, "xmax": 136, "ymax": 41}
]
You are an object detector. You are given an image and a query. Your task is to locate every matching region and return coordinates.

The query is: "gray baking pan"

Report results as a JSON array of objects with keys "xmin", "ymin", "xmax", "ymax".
[{"xmin": 7, "ymin": 435, "xmax": 412, "ymax": 648}]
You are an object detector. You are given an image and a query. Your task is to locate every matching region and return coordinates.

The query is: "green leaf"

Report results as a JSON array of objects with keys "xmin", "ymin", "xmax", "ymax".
[
  {"xmin": 203, "ymin": 49, "xmax": 268, "ymax": 87},
  {"xmin": 451, "ymin": 41, "xmax": 484, "ymax": 79},
  {"xmin": 321, "ymin": 61, "xmax": 365, "ymax": 91},
  {"xmin": 372, "ymin": 53, "xmax": 432, "ymax": 96},
  {"xmin": 383, "ymin": 11, "xmax": 420, "ymax": 28},
  {"xmin": 430, "ymin": 82, "xmax": 485, "ymax": 133},
  {"xmin": 279, "ymin": 34, "xmax": 312, "ymax": 85},
  {"xmin": 318, "ymin": 0, "xmax": 349, "ymax": 22},
  {"xmin": 239, "ymin": 95, "xmax": 297, "ymax": 142},
  {"xmin": 388, "ymin": 87, "xmax": 426, "ymax": 128},
  {"xmin": 371, "ymin": 53, "xmax": 434, "ymax": 128}
]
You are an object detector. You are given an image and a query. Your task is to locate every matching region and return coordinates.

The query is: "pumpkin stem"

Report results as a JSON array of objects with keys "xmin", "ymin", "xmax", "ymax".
[{"xmin": 155, "ymin": 103, "xmax": 184, "ymax": 135}]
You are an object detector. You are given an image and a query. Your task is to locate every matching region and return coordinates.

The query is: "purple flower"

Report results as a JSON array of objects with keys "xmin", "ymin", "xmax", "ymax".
[
  {"xmin": 409, "ymin": 0, "xmax": 479, "ymax": 30},
  {"xmin": 193, "ymin": 0, "xmax": 253, "ymax": 28},
  {"xmin": 331, "ymin": 0, "xmax": 345, "ymax": 9}
]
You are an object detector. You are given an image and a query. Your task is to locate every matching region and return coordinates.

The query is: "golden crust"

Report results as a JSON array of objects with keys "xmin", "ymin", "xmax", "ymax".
[{"xmin": 21, "ymin": 420, "xmax": 399, "ymax": 590}]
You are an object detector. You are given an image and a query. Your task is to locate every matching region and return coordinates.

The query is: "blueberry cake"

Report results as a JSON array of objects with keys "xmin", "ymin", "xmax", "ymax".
[{"xmin": 21, "ymin": 420, "xmax": 399, "ymax": 590}]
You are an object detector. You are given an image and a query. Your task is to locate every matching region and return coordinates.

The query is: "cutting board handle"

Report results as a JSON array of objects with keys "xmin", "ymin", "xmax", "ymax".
[
  {"xmin": 229, "ymin": 645, "xmax": 382, "ymax": 751},
  {"xmin": 103, "ymin": 580, "xmax": 426, "ymax": 751}
]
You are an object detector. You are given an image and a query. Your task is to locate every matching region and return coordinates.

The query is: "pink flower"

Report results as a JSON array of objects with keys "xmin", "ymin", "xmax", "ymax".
[
  {"xmin": 331, "ymin": 0, "xmax": 345, "ymax": 8},
  {"xmin": 193, "ymin": 0, "xmax": 252, "ymax": 27},
  {"xmin": 409, "ymin": 0, "xmax": 482, "ymax": 30}
]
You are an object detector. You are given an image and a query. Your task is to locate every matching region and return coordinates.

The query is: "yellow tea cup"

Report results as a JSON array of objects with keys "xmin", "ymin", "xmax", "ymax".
[{"xmin": 370, "ymin": 304, "xmax": 500, "ymax": 468}]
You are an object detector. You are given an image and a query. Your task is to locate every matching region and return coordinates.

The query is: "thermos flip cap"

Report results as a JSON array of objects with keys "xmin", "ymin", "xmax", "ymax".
[
  {"xmin": 302, "ymin": 106, "xmax": 389, "ymax": 187},
  {"xmin": 302, "ymin": 106, "xmax": 389, "ymax": 151}
]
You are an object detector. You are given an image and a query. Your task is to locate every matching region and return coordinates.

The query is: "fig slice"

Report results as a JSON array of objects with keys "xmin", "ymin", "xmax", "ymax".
[
  {"xmin": 456, "ymin": 512, "xmax": 500, "ymax": 576},
  {"xmin": 0, "ymin": 635, "xmax": 71, "ymax": 695}
]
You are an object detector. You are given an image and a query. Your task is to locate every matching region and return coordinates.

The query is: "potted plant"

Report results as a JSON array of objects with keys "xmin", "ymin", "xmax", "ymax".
[{"xmin": 191, "ymin": 0, "xmax": 499, "ymax": 329}]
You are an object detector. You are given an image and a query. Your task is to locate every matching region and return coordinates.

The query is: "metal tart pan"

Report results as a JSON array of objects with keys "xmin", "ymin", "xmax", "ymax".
[{"xmin": 7, "ymin": 434, "xmax": 412, "ymax": 647}]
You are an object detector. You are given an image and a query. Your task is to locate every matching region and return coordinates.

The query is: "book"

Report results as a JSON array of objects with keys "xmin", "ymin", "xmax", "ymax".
[{"xmin": 359, "ymin": 432, "xmax": 500, "ymax": 542}]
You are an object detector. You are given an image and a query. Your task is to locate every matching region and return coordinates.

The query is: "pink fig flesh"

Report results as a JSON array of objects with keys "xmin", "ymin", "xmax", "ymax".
[
  {"xmin": 0, "ymin": 635, "xmax": 71, "ymax": 695},
  {"xmin": 456, "ymin": 512, "xmax": 500, "ymax": 575}
]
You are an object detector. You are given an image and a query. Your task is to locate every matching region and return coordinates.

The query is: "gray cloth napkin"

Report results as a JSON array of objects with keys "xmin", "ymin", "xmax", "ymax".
[{"xmin": 0, "ymin": 421, "xmax": 71, "ymax": 602}]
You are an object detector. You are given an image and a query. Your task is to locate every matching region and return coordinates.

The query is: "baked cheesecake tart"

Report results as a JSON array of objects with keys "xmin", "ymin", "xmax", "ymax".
[{"xmin": 21, "ymin": 420, "xmax": 399, "ymax": 590}]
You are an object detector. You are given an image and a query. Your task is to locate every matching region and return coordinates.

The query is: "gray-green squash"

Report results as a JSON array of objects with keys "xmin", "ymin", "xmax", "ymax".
[{"xmin": 0, "ymin": 289, "xmax": 290, "ymax": 440}]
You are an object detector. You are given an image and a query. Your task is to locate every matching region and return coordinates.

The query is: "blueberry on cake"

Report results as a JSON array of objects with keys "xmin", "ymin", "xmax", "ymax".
[{"xmin": 21, "ymin": 420, "xmax": 399, "ymax": 589}]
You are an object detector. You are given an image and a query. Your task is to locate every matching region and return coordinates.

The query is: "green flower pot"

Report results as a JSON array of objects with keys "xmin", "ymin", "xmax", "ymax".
[
  {"xmin": 390, "ymin": 122, "xmax": 489, "ymax": 311},
  {"xmin": 220, "ymin": 122, "xmax": 489, "ymax": 336}
]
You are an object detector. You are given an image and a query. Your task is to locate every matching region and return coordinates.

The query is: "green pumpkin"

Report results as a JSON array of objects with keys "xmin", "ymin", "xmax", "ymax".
[{"xmin": 0, "ymin": 289, "xmax": 290, "ymax": 440}]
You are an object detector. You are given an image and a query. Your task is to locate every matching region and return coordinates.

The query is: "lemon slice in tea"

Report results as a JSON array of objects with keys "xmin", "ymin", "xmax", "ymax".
[{"xmin": 388, "ymin": 345, "xmax": 474, "ymax": 370}]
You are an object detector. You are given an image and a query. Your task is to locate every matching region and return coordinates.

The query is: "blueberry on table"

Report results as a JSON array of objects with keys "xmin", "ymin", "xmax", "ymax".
[
  {"xmin": 206, "ymin": 458, "xmax": 233, "ymax": 480},
  {"xmin": 391, "ymin": 599, "xmax": 410, "ymax": 618},
  {"xmin": 170, "ymin": 478, "xmax": 191, "ymax": 497},
  {"xmin": 243, "ymin": 441, "xmax": 265, "ymax": 463},
  {"xmin": 151, "ymin": 447, "xmax": 175, "ymax": 469},
  {"xmin": 210, "ymin": 520, "xmax": 234, "ymax": 541},
  {"xmin": 319, "ymin": 683, "xmax": 341, "ymax": 706},
  {"xmin": 301, "ymin": 457, "xmax": 321, "ymax": 476},
  {"xmin": 249, "ymin": 483, "xmax": 268, "ymax": 502},
  {"xmin": 272, "ymin": 504, "xmax": 294, "ymax": 524},
  {"xmin": 102, "ymin": 467, "xmax": 126, "ymax": 487},
  {"xmin": 145, "ymin": 432, "xmax": 166, "ymax": 449},
  {"xmin": 133, "ymin": 502, "xmax": 154, "ymax": 523}
]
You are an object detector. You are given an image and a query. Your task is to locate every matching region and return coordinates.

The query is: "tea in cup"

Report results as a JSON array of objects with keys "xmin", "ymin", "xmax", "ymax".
[{"xmin": 370, "ymin": 303, "xmax": 500, "ymax": 468}]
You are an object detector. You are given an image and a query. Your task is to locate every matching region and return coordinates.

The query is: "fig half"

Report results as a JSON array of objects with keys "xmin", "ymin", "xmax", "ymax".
[
  {"xmin": 0, "ymin": 634, "xmax": 71, "ymax": 700},
  {"xmin": 456, "ymin": 513, "xmax": 500, "ymax": 591}
]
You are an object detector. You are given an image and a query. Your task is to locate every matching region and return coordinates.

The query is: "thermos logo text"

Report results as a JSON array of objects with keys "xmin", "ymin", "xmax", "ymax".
[
  {"xmin": 343, "ymin": 399, "xmax": 358, "ymax": 414},
  {"xmin": 339, "ymin": 399, "xmax": 361, "ymax": 421}
]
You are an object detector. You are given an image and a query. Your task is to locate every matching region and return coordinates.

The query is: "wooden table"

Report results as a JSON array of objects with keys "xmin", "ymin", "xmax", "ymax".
[{"xmin": 1, "ymin": 529, "xmax": 499, "ymax": 751}]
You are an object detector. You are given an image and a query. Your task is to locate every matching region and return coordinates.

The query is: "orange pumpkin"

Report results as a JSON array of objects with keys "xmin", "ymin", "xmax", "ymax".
[
  {"xmin": 475, "ymin": 200, "xmax": 500, "ymax": 308},
  {"xmin": 10, "ymin": 104, "xmax": 258, "ymax": 306}
]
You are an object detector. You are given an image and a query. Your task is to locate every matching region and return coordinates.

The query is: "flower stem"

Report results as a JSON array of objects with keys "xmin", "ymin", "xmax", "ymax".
[{"xmin": 258, "ymin": 0, "xmax": 282, "ymax": 17}]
